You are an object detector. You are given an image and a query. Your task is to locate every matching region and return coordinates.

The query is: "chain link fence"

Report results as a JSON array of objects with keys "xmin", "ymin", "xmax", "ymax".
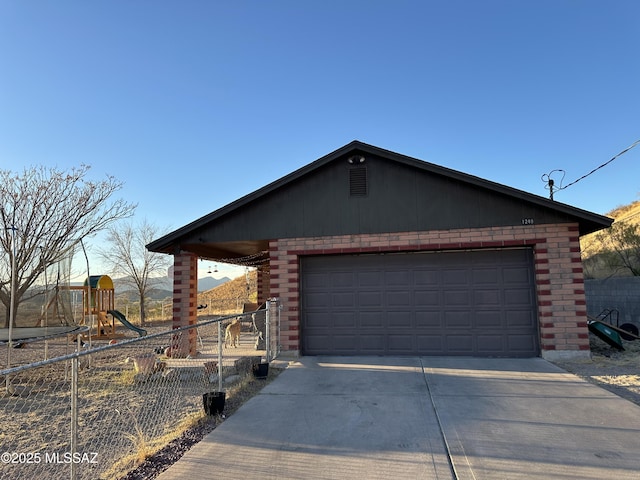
[{"xmin": 0, "ymin": 299, "xmax": 280, "ymax": 480}]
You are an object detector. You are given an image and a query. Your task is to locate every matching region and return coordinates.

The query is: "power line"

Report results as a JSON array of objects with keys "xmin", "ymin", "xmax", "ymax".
[{"xmin": 542, "ymin": 139, "xmax": 640, "ymax": 200}]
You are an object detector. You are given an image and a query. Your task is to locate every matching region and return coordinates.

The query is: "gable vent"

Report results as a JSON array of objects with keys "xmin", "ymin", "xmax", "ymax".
[{"xmin": 349, "ymin": 167, "xmax": 368, "ymax": 196}]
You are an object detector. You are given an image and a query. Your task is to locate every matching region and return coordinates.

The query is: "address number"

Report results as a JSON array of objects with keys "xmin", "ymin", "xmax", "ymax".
[{"xmin": 521, "ymin": 218, "xmax": 534, "ymax": 225}]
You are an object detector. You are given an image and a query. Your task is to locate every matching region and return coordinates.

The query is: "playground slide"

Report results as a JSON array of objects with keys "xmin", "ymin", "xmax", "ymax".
[{"xmin": 107, "ymin": 310, "xmax": 147, "ymax": 337}]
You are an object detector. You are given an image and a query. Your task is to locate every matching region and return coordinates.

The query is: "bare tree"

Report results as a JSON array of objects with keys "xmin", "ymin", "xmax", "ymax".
[
  {"xmin": 97, "ymin": 220, "xmax": 170, "ymax": 326},
  {"xmin": 0, "ymin": 165, "xmax": 136, "ymax": 328}
]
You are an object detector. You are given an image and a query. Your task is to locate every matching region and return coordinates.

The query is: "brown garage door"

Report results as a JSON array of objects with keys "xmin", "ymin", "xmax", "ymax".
[{"xmin": 301, "ymin": 249, "xmax": 539, "ymax": 357}]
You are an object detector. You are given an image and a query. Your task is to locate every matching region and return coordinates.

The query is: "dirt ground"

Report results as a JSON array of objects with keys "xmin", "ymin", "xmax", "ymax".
[{"xmin": 553, "ymin": 335, "xmax": 640, "ymax": 407}]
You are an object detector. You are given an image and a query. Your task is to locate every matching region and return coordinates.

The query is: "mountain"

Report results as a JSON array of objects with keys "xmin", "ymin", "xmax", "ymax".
[
  {"xmin": 198, "ymin": 276, "xmax": 231, "ymax": 291},
  {"xmin": 71, "ymin": 275, "xmax": 232, "ymax": 297},
  {"xmin": 197, "ymin": 270, "xmax": 258, "ymax": 314}
]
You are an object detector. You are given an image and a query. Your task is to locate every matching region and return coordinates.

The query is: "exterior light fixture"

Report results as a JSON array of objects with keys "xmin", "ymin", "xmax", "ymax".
[{"xmin": 347, "ymin": 155, "xmax": 365, "ymax": 164}]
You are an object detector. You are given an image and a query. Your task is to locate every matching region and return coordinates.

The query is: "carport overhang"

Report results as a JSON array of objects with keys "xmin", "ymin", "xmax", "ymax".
[{"xmin": 161, "ymin": 239, "xmax": 270, "ymax": 267}]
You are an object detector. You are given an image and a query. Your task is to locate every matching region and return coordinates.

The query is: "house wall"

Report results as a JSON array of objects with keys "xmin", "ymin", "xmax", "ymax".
[{"xmin": 269, "ymin": 223, "xmax": 588, "ymax": 360}]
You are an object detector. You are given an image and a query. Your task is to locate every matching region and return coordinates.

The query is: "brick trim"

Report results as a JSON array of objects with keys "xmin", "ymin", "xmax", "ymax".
[{"xmin": 269, "ymin": 223, "xmax": 588, "ymax": 355}]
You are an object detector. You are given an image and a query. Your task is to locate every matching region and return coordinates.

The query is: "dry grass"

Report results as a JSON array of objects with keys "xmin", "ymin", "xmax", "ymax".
[{"xmin": 118, "ymin": 366, "xmax": 281, "ymax": 480}]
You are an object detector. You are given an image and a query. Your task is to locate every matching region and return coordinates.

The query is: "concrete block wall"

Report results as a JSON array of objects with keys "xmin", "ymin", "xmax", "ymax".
[
  {"xmin": 585, "ymin": 277, "xmax": 640, "ymax": 326},
  {"xmin": 269, "ymin": 223, "xmax": 588, "ymax": 360}
]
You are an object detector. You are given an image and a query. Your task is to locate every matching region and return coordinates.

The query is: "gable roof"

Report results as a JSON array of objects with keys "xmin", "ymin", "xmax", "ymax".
[{"xmin": 147, "ymin": 140, "xmax": 612, "ymax": 259}]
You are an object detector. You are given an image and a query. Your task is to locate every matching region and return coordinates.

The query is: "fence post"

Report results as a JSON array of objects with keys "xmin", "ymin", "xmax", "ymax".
[
  {"xmin": 218, "ymin": 321, "xmax": 223, "ymax": 393},
  {"xmin": 265, "ymin": 300, "xmax": 271, "ymax": 362},
  {"xmin": 70, "ymin": 354, "xmax": 79, "ymax": 480},
  {"xmin": 276, "ymin": 299, "xmax": 281, "ymax": 359}
]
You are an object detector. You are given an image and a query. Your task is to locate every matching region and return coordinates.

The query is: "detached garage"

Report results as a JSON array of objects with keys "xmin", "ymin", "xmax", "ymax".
[{"xmin": 147, "ymin": 141, "xmax": 612, "ymax": 360}]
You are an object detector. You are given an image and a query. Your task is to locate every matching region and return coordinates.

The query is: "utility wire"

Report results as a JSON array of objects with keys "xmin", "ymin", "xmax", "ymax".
[
  {"xmin": 542, "ymin": 139, "xmax": 640, "ymax": 200},
  {"xmin": 557, "ymin": 139, "xmax": 640, "ymax": 192}
]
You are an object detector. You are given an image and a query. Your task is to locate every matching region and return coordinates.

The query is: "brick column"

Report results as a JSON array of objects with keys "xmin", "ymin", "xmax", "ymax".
[
  {"xmin": 256, "ymin": 265, "xmax": 271, "ymax": 305},
  {"xmin": 171, "ymin": 252, "xmax": 198, "ymax": 357},
  {"xmin": 535, "ymin": 224, "xmax": 590, "ymax": 360}
]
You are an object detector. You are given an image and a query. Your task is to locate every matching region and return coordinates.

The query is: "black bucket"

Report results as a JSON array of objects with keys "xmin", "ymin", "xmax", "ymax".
[
  {"xmin": 252, "ymin": 362, "xmax": 269, "ymax": 379},
  {"xmin": 203, "ymin": 392, "xmax": 226, "ymax": 415}
]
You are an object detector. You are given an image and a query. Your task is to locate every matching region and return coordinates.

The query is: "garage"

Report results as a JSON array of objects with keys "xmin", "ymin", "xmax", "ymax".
[
  {"xmin": 148, "ymin": 140, "xmax": 612, "ymax": 360},
  {"xmin": 301, "ymin": 248, "xmax": 539, "ymax": 357}
]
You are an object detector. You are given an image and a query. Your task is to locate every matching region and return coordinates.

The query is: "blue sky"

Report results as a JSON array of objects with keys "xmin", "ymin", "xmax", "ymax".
[{"xmin": 2, "ymin": 1, "xmax": 639, "ymax": 279}]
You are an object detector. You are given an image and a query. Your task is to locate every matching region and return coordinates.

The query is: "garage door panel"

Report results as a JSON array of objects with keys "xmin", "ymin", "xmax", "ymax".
[
  {"xmin": 305, "ymin": 272, "xmax": 330, "ymax": 289},
  {"xmin": 360, "ymin": 312, "xmax": 384, "ymax": 328},
  {"xmin": 506, "ymin": 310, "xmax": 536, "ymax": 328},
  {"xmin": 305, "ymin": 292, "xmax": 331, "ymax": 308},
  {"xmin": 474, "ymin": 289, "xmax": 501, "ymax": 306},
  {"xmin": 444, "ymin": 311, "xmax": 473, "ymax": 328},
  {"xmin": 360, "ymin": 335, "xmax": 386, "ymax": 352},
  {"xmin": 301, "ymin": 249, "xmax": 539, "ymax": 357},
  {"xmin": 443, "ymin": 269, "xmax": 470, "ymax": 286},
  {"xmin": 358, "ymin": 271, "xmax": 382, "ymax": 287},
  {"xmin": 332, "ymin": 312, "xmax": 357, "ymax": 328},
  {"xmin": 305, "ymin": 312, "xmax": 332, "ymax": 328},
  {"xmin": 477, "ymin": 335, "xmax": 506, "ymax": 353},
  {"xmin": 503, "ymin": 266, "xmax": 531, "ymax": 283},
  {"xmin": 332, "ymin": 292, "xmax": 355, "ymax": 308},
  {"xmin": 415, "ymin": 290, "xmax": 439, "ymax": 306},
  {"xmin": 445, "ymin": 335, "xmax": 474, "ymax": 354},
  {"xmin": 385, "ymin": 270, "xmax": 412, "ymax": 286},
  {"xmin": 305, "ymin": 335, "xmax": 332, "ymax": 351},
  {"xmin": 416, "ymin": 335, "xmax": 444, "ymax": 350},
  {"xmin": 474, "ymin": 312, "xmax": 503, "ymax": 328},
  {"xmin": 443, "ymin": 290, "xmax": 470, "ymax": 306},
  {"xmin": 387, "ymin": 311, "xmax": 413, "ymax": 328},
  {"xmin": 414, "ymin": 270, "xmax": 439, "ymax": 286},
  {"xmin": 472, "ymin": 267, "xmax": 500, "ymax": 284},
  {"xmin": 388, "ymin": 335, "xmax": 414, "ymax": 351},
  {"xmin": 358, "ymin": 291, "xmax": 383, "ymax": 307},
  {"xmin": 416, "ymin": 311, "xmax": 443, "ymax": 327},
  {"xmin": 508, "ymin": 335, "xmax": 537, "ymax": 352},
  {"xmin": 334, "ymin": 335, "xmax": 359, "ymax": 351},
  {"xmin": 331, "ymin": 271, "xmax": 355, "ymax": 287},
  {"xmin": 504, "ymin": 288, "xmax": 533, "ymax": 305},
  {"xmin": 387, "ymin": 290, "xmax": 411, "ymax": 306}
]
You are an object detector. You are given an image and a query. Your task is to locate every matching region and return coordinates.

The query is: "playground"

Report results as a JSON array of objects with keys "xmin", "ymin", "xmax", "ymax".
[
  {"xmin": 1, "ymin": 271, "xmax": 149, "ymax": 368},
  {"xmin": 70, "ymin": 274, "xmax": 147, "ymax": 340}
]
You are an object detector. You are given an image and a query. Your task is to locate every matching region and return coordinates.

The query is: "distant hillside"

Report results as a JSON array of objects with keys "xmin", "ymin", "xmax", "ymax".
[
  {"xmin": 91, "ymin": 275, "xmax": 230, "ymax": 298},
  {"xmin": 197, "ymin": 270, "xmax": 258, "ymax": 315},
  {"xmin": 606, "ymin": 200, "xmax": 640, "ymax": 224},
  {"xmin": 581, "ymin": 198, "xmax": 640, "ymax": 278}
]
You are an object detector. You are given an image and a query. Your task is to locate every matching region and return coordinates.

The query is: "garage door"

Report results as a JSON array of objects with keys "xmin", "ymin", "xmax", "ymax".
[{"xmin": 301, "ymin": 249, "xmax": 539, "ymax": 357}]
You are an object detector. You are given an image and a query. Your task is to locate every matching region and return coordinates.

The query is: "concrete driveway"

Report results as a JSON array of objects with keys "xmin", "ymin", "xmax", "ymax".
[{"xmin": 157, "ymin": 357, "xmax": 640, "ymax": 479}]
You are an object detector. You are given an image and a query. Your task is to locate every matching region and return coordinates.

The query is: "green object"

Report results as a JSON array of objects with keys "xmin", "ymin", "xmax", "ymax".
[
  {"xmin": 588, "ymin": 320, "xmax": 625, "ymax": 350},
  {"xmin": 107, "ymin": 309, "xmax": 147, "ymax": 337}
]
